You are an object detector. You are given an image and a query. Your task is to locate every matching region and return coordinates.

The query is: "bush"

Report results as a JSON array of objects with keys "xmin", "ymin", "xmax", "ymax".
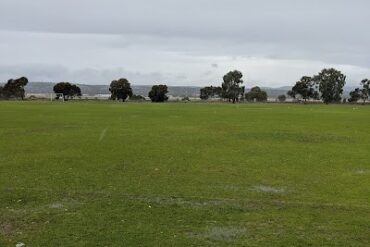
[
  {"xmin": 130, "ymin": 94, "xmax": 146, "ymax": 101},
  {"xmin": 245, "ymin": 87, "xmax": 268, "ymax": 102},
  {"xmin": 148, "ymin": 85, "xmax": 169, "ymax": 102},
  {"xmin": 277, "ymin": 95, "xmax": 286, "ymax": 102}
]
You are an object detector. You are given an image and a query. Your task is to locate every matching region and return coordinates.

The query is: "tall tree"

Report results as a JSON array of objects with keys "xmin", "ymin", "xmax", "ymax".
[
  {"xmin": 0, "ymin": 77, "xmax": 28, "ymax": 100},
  {"xmin": 348, "ymin": 88, "xmax": 361, "ymax": 103},
  {"xmin": 349, "ymin": 79, "xmax": 370, "ymax": 104},
  {"xmin": 53, "ymin": 82, "xmax": 82, "ymax": 101},
  {"xmin": 287, "ymin": 90, "xmax": 296, "ymax": 100},
  {"xmin": 221, "ymin": 70, "xmax": 244, "ymax": 103},
  {"xmin": 314, "ymin": 68, "xmax": 346, "ymax": 104},
  {"xmin": 148, "ymin": 84, "xmax": 169, "ymax": 102},
  {"xmin": 289, "ymin": 76, "xmax": 319, "ymax": 103},
  {"xmin": 109, "ymin": 78, "xmax": 133, "ymax": 102},
  {"xmin": 245, "ymin": 87, "xmax": 268, "ymax": 102},
  {"xmin": 360, "ymin": 79, "xmax": 370, "ymax": 103}
]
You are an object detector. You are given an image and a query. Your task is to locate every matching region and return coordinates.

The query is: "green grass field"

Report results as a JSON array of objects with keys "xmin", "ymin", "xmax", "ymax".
[{"xmin": 1, "ymin": 101, "xmax": 370, "ymax": 246}]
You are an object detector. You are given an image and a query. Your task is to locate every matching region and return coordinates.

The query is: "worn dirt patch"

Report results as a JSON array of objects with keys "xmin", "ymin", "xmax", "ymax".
[{"xmin": 0, "ymin": 222, "xmax": 15, "ymax": 237}]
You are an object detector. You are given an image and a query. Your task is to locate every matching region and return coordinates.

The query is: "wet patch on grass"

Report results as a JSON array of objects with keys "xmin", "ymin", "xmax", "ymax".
[
  {"xmin": 252, "ymin": 185, "xmax": 286, "ymax": 193},
  {"xmin": 237, "ymin": 131, "xmax": 352, "ymax": 144},
  {"xmin": 49, "ymin": 203, "xmax": 64, "ymax": 209},
  {"xmin": 188, "ymin": 226, "xmax": 247, "ymax": 243},
  {"xmin": 353, "ymin": 169, "xmax": 369, "ymax": 175},
  {"xmin": 133, "ymin": 195, "xmax": 234, "ymax": 209}
]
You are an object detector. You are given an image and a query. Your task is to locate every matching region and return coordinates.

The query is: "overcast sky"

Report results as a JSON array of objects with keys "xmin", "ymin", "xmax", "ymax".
[{"xmin": 0, "ymin": 0, "xmax": 369, "ymax": 87}]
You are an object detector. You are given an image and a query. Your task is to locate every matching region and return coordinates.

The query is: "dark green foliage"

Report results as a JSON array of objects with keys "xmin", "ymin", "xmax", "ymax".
[
  {"xmin": 221, "ymin": 70, "xmax": 245, "ymax": 103},
  {"xmin": 314, "ymin": 68, "xmax": 346, "ymax": 104},
  {"xmin": 349, "ymin": 79, "xmax": 370, "ymax": 103},
  {"xmin": 71, "ymin": 84, "xmax": 82, "ymax": 97},
  {"xmin": 348, "ymin": 88, "xmax": 361, "ymax": 103},
  {"xmin": 109, "ymin": 78, "xmax": 133, "ymax": 102},
  {"xmin": 148, "ymin": 84, "xmax": 169, "ymax": 102},
  {"xmin": 359, "ymin": 79, "xmax": 370, "ymax": 103},
  {"xmin": 200, "ymin": 86, "xmax": 222, "ymax": 100},
  {"xmin": 245, "ymin": 87, "xmax": 268, "ymax": 102},
  {"xmin": 130, "ymin": 94, "xmax": 146, "ymax": 101},
  {"xmin": 53, "ymin": 82, "xmax": 82, "ymax": 101},
  {"xmin": 277, "ymin": 94, "xmax": 287, "ymax": 102},
  {"xmin": 0, "ymin": 77, "xmax": 28, "ymax": 100},
  {"xmin": 287, "ymin": 90, "xmax": 296, "ymax": 99},
  {"xmin": 289, "ymin": 76, "xmax": 319, "ymax": 102},
  {"xmin": 182, "ymin": 96, "xmax": 190, "ymax": 101}
]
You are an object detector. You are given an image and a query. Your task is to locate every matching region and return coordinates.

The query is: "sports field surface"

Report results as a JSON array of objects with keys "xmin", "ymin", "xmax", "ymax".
[{"xmin": 1, "ymin": 101, "xmax": 370, "ymax": 246}]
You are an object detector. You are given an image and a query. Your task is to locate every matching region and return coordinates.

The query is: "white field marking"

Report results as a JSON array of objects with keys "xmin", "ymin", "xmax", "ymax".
[
  {"xmin": 98, "ymin": 128, "xmax": 108, "ymax": 143},
  {"xmin": 16, "ymin": 243, "xmax": 25, "ymax": 247}
]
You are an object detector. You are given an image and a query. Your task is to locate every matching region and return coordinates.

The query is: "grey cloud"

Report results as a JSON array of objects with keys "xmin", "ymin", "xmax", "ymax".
[
  {"xmin": 0, "ymin": 64, "xmax": 168, "ymax": 85},
  {"xmin": 1, "ymin": 0, "xmax": 368, "ymax": 44},
  {"xmin": 0, "ymin": 0, "xmax": 369, "ymax": 86}
]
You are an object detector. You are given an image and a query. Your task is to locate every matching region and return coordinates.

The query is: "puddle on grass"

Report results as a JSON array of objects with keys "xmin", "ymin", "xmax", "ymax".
[{"xmin": 252, "ymin": 185, "xmax": 286, "ymax": 193}]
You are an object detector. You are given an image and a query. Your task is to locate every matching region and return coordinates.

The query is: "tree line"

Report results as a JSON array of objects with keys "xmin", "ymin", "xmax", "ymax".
[
  {"xmin": 108, "ymin": 78, "xmax": 168, "ymax": 102},
  {"xmin": 1, "ymin": 67, "xmax": 369, "ymax": 104},
  {"xmin": 200, "ymin": 70, "xmax": 268, "ymax": 103},
  {"xmin": 287, "ymin": 68, "xmax": 369, "ymax": 104},
  {"xmin": 53, "ymin": 79, "xmax": 169, "ymax": 102},
  {"xmin": 200, "ymin": 68, "xmax": 369, "ymax": 104},
  {"xmin": 0, "ymin": 76, "xmax": 168, "ymax": 102}
]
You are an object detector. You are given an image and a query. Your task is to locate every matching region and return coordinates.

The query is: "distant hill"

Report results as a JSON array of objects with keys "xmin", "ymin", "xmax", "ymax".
[
  {"xmin": 23, "ymin": 82, "xmax": 294, "ymax": 98},
  {"xmin": 23, "ymin": 82, "xmax": 201, "ymax": 97}
]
